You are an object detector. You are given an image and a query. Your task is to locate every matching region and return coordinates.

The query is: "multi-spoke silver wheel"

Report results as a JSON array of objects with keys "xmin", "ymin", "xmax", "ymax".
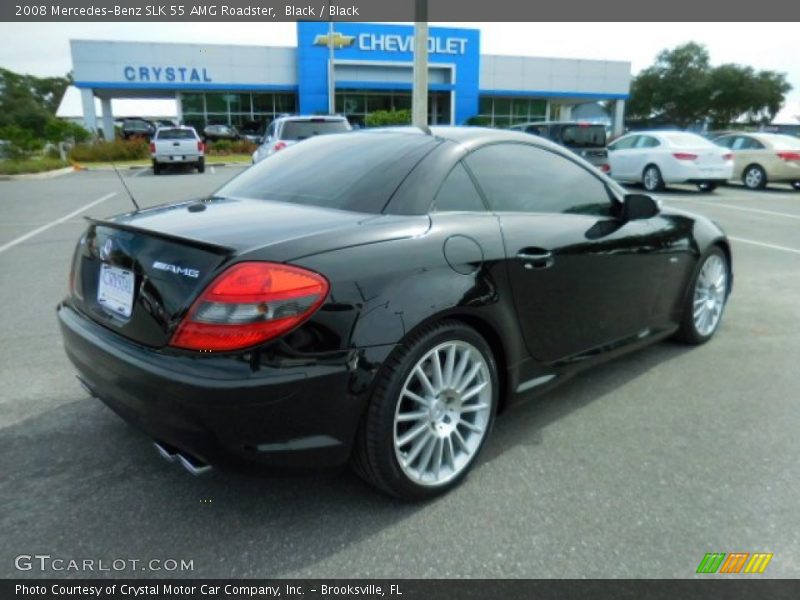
[
  {"xmin": 643, "ymin": 166, "xmax": 662, "ymax": 191},
  {"xmin": 744, "ymin": 166, "xmax": 765, "ymax": 189},
  {"xmin": 393, "ymin": 341, "xmax": 492, "ymax": 487},
  {"xmin": 693, "ymin": 254, "xmax": 727, "ymax": 337}
]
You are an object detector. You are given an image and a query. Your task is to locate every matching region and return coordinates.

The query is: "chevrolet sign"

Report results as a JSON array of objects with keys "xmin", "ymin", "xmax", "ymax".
[{"xmin": 313, "ymin": 33, "xmax": 356, "ymax": 49}]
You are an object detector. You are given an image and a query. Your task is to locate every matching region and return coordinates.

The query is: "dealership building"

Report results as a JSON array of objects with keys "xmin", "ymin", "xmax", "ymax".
[{"xmin": 69, "ymin": 22, "xmax": 631, "ymax": 137}]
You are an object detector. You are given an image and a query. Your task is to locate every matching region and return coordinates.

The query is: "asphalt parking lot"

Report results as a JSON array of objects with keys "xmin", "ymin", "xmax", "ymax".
[{"xmin": 1, "ymin": 166, "xmax": 798, "ymax": 579}]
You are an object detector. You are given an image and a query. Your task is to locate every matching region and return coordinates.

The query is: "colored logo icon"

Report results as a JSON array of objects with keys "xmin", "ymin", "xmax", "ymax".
[{"xmin": 696, "ymin": 552, "xmax": 773, "ymax": 574}]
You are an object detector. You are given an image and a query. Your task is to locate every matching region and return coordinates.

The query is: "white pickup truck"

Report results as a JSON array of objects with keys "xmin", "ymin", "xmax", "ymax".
[{"xmin": 149, "ymin": 126, "xmax": 205, "ymax": 175}]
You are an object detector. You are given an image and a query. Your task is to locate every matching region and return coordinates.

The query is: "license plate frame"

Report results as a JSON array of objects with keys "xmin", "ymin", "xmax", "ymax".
[{"xmin": 97, "ymin": 263, "xmax": 135, "ymax": 318}]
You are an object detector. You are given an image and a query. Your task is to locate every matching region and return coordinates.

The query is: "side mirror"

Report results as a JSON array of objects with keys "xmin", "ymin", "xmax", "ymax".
[{"xmin": 622, "ymin": 193, "xmax": 660, "ymax": 220}]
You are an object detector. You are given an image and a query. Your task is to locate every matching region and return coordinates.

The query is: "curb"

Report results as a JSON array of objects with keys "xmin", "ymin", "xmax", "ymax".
[
  {"xmin": 0, "ymin": 166, "xmax": 76, "ymax": 181},
  {"xmin": 75, "ymin": 161, "xmax": 248, "ymax": 171}
]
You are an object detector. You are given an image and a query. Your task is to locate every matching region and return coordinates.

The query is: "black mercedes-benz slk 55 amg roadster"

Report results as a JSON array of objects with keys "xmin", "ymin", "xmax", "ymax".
[{"xmin": 58, "ymin": 127, "xmax": 732, "ymax": 499}]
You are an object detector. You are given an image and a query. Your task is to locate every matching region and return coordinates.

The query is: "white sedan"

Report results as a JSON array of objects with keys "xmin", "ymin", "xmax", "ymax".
[{"xmin": 608, "ymin": 130, "xmax": 734, "ymax": 192}]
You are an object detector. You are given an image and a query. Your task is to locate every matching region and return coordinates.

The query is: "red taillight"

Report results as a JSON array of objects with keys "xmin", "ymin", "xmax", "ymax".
[
  {"xmin": 170, "ymin": 262, "xmax": 329, "ymax": 352},
  {"xmin": 673, "ymin": 152, "xmax": 698, "ymax": 161},
  {"xmin": 273, "ymin": 141, "xmax": 287, "ymax": 152},
  {"xmin": 198, "ymin": 141, "xmax": 204, "ymax": 152},
  {"xmin": 600, "ymin": 164, "xmax": 610, "ymax": 173},
  {"xmin": 777, "ymin": 151, "xmax": 800, "ymax": 161},
  {"xmin": 722, "ymin": 153, "xmax": 733, "ymax": 161},
  {"xmin": 148, "ymin": 142, "xmax": 155, "ymax": 153}
]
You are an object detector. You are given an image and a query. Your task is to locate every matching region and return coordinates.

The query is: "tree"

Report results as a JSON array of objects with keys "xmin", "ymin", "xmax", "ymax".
[
  {"xmin": 628, "ymin": 42, "xmax": 792, "ymax": 128},
  {"xmin": 0, "ymin": 68, "xmax": 72, "ymax": 138}
]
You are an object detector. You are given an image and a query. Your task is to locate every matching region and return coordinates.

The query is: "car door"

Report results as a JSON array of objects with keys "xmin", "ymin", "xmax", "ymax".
[
  {"xmin": 735, "ymin": 135, "xmax": 767, "ymax": 177},
  {"xmin": 464, "ymin": 142, "xmax": 666, "ymax": 363},
  {"xmin": 631, "ymin": 134, "xmax": 662, "ymax": 180},
  {"xmin": 607, "ymin": 135, "xmax": 639, "ymax": 180}
]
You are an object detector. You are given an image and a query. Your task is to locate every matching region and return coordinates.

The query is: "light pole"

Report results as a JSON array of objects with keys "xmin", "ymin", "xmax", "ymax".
[
  {"xmin": 327, "ymin": 20, "xmax": 335, "ymax": 114},
  {"xmin": 412, "ymin": 0, "xmax": 428, "ymax": 128}
]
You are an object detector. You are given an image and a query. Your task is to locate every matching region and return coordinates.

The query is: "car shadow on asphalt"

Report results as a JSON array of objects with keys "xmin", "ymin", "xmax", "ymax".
[{"xmin": 0, "ymin": 340, "xmax": 693, "ymax": 579}]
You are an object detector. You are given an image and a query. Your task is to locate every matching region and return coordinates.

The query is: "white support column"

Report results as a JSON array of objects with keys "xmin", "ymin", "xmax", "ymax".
[
  {"xmin": 176, "ymin": 92, "xmax": 184, "ymax": 124},
  {"xmin": 560, "ymin": 104, "xmax": 572, "ymax": 121},
  {"xmin": 80, "ymin": 88, "xmax": 97, "ymax": 136},
  {"xmin": 100, "ymin": 97, "xmax": 114, "ymax": 141},
  {"xmin": 613, "ymin": 100, "xmax": 626, "ymax": 137}
]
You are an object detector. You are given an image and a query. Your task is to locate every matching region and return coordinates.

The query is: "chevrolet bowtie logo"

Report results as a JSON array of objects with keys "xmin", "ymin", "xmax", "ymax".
[{"xmin": 313, "ymin": 32, "xmax": 356, "ymax": 49}]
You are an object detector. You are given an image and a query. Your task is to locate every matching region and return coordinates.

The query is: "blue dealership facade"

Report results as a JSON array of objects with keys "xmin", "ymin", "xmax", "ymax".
[{"xmin": 69, "ymin": 22, "xmax": 631, "ymax": 138}]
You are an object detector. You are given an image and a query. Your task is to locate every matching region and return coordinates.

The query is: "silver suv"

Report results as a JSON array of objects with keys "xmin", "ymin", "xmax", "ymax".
[{"xmin": 252, "ymin": 115, "xmax": 351, "ymax": 164}]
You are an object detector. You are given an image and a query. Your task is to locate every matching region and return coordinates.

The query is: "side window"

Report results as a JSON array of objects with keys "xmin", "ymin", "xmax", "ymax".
[
  {"xmin": 732, "ymin": 136, "xmax": 748, "ymax": 150},
  {"xmin": 464, "ymin": 143, "xmax": 614, "ymax": 217},
  {"xmin": 742, "ymin": 136, "xmax": 765, "ymax": 150},
  {"xmin": 431, "ymin": 163, "xmax": 486, "ymax": 213},
  {"xmin": 715, "ymin": 136, "xmax": 734, "ymax": 148},
  {"xmin": 609, "ymin": 135, "xmax": 638, "ymax": 151},
  {"xmin": 635, "ymin": 136, "xmax": 660, "ymax": 148},
  {"xmin": 525, "ymin": 125, "xmax": 542, "ymax": 136}
]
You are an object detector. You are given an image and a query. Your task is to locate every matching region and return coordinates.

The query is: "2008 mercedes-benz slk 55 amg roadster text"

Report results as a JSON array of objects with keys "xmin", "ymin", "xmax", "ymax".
[{"xmin": 58, "ymin": 127, "xmax": 732, "ymax": 499}]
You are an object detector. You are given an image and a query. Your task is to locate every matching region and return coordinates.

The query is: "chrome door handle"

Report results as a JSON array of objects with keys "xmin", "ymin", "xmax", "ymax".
[{"xmin": 517, "ymin": 250, "xmax": 554, "ymax": 270}]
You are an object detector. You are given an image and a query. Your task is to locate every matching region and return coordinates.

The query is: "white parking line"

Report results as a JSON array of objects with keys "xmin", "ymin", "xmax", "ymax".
[
  {"xmin": 0, "ymin": 192, "xmax": 117, "ymax": 254},
  {"xmin": 729, "ymin": 236, "xmax": 800, "ymax": 256},
  {"xmin": 667, "ymin": 197, "xmax": 800, "ymax": 220},
  {"xmin": 130, "ymin": 167, "xmax": 149, "ymax": 178}
]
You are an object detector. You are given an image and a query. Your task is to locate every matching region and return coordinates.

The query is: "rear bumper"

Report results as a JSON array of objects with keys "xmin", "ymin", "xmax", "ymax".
[
  {"xmin": 151, "ymin": 154, "xmax": 203, "ymax": 163},
  {"xmin": 58, "ymin": 303, "xmax": 376, "ymax": 471},
  {"xmin": 666, "ymin": 161, "xmax": 733, "ymax": 183}
]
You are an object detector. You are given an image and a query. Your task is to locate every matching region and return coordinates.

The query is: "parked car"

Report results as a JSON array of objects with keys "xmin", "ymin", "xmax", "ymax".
[
  {"xmin": 203, "ymin": 124, "xmax": 240, "ymax": 143},
  {"xmin": 713, "ymin": 132, "xmax": 800, "ymax": 190},
  {"xmin": 252, "ymin": 115, "xmax": 351, "ymax": 163},
  {"xmin": 239, "ymin": 121, "xmax": 266, "ymax": 144},
  {"xmin": 121, "ymin": 118, "xmax": 156, "ymax": 141},
  {"xmin": 149, "ymin": 126, "xmax": 205, "ymax": 175},
  {"xmin": 58, "ymin": 127, "xmax": 732, "ymax": 499},
  {"xmin": 607, "ymin": 130, "xmax": 734, "ymax": 192},
  {"xmin": 509, "ymin": 121, "xmax": 610, "ymax": 173}
]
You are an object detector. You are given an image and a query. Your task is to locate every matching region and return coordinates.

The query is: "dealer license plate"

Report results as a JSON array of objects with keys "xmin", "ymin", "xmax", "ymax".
[{"xmin": 97, "ymin": 264, "xmax": 135, "ymax": 318}]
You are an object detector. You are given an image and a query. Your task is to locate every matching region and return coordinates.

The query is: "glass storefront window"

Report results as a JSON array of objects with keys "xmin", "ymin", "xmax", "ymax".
[
  {"xmin": 179, "ymin": 92, "xmax": 298, "ymax": 129},
  {"xmin": 181, "ymin": 93, "xmax": 204, "ymax": 113},
  {"xmin": 478, "ymin": 96, "xmax": 549, "ymax": 127}
]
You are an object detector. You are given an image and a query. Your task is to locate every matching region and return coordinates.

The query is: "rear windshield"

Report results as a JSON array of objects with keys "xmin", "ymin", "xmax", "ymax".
[
  {"xmin": 156, "ymin": 128, "xmax": 196, "ymax": 140},
  {"xmin": 281, "ymin": 120, "xmax": 350, "ymax": 141},
  {"xmin": 559, "ymin": 125, "xmax": 607, "ymax": 148},
  {"xmin": 215, "ymin": 132, "xmax": 439, "ymax": 213}
]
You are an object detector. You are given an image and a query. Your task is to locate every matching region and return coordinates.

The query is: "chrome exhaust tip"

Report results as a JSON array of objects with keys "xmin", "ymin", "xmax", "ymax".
[{"xmin": 153, "ymin": 441, "xmax": 212, "ymax": 476}]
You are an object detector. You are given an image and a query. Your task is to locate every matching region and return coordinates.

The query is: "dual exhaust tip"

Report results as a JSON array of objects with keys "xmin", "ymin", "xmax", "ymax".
[
  {"xmin": 153, "ymin": 441, "xmax": 212, "ymax": 476},
  {"xmin": 76, "ymin": 377, "xmax": 212, "ymax": 476}
]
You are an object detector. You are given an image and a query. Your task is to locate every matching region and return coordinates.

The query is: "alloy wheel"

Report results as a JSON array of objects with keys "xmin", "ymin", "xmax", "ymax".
[
  {"xmin": 744, "ymin": 167, "xmax": 764, "ymax": 189},
  {"xmin": 393, "ymin": 341, "xmax": 492, "ymax": 487},
  {"xmin": 693, "ymin": 254, "xmax": 727, "ymax": 337},
  {"xmin": 643, "ymin": 166, "xmax": 662, "ymax": 191}
]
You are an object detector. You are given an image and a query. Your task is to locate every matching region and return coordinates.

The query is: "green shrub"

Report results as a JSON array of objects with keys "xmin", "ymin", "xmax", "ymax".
[
  {"xmin": 465, "ymin": 115, "xmax": 492, "ymax": 127},
  {"xmin": 0, "ymin": 157, "xmax": 69, "ymax": 175},
  {"xmin": 69, "ymin": 139, "xmax": 149, "ymax": 162},
  {"xmin": 0, "ymin": 125, "xmax": 44, "ymax": 159},
  {"xmin": 206, "ymin": 139, "xmax": 257, "ymax": 155},
  {"xmin": 365, "ymin": 109, "xmax": 412, "ymax": 128}
]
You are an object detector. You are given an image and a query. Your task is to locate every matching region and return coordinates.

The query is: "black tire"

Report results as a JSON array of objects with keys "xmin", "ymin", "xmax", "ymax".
[
  {"xmin": 197, "ymin": 158, "xmax": 205, "ymax": 173},
  {"xmin": 742, "ymin": 164, "xmax": 767, "ymax": 190},
  {"xmin": 152, "ymin": 161, "xmax": 161, "ymax": 175},
  {"xmin": 792, "ymin": 181, "xmax": 800, "ymax": 191},
  {"xmin": 674, "ymin": 247, "xmax": 729, "ymax": 345},
  {"xmin": 642, "ymin": 164, "xmax": 665, "ymax": 192},
  {"xmin": 696, "ymin": 182, "xmax": 718, "ymax": 193},
  {"xmin": 351, "ymin": 320, "xmax": 498, "ymax": 500}
]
